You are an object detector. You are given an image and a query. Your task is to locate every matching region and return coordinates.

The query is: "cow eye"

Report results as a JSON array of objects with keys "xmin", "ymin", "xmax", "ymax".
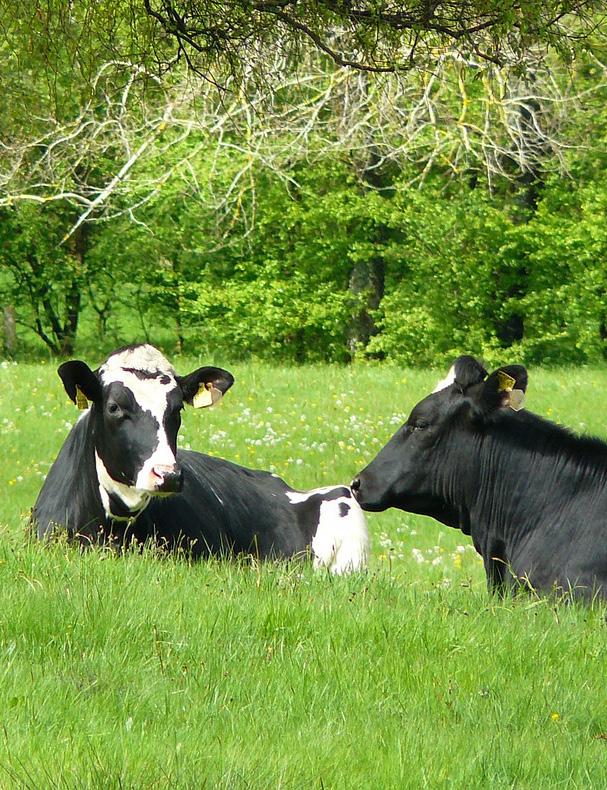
[
  {"xmin": 107, "ymin": 401, "xmax": 125, "ymax": 418},
  {"xmin": 412, "ymin": 420, "xmax": 429, "ymax": 431}
]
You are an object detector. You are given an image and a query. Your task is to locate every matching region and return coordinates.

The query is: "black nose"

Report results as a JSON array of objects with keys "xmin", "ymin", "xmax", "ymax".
[
  {"xmin": 158, "ymin": 468, "xmax": 184, "ymax": 493},
  {"xmin": 351, "ymin": 477, "xmax": 361, "ymax": 494}
]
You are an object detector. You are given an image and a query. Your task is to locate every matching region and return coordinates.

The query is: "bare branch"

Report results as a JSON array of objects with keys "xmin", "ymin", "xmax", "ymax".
[{"xmin": 1, "ymin": 49, "xmax": 604, "ymax": 244}]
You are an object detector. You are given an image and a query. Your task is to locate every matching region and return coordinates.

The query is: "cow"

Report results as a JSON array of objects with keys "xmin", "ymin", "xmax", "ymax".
[
  {"xmin": 32, "ymin": 344, "xmax": 368, "ymax": 574},
  {"xmin": 352, "ymin": 354, "xmax": 607, "ymax": 598}
]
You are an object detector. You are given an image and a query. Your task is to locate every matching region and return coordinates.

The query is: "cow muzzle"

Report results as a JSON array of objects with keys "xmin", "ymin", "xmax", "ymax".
[
  {"xmin": 350, "ymin": 476, "xmax": 368, "ymax": 505},
  {"xmin": 350, "ymin": 473, "xmax": 386, "ymax": 512},
  {"xmin": 151, "ymin": 464, "xmax": 184, "ymax": 494}
]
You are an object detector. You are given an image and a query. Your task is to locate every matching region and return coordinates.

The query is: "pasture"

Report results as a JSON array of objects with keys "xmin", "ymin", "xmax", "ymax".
[{"xmin": 1, "ymin": 358, "xmax": 607, "ymax": 787}]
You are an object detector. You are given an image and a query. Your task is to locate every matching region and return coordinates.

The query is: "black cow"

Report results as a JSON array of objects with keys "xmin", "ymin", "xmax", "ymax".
[
  {"xmin": 352, "ymin": 355, "xmax": 607, "ymax": 598},
  {"xmin": 33, "ymin": 344, "xmax": 368, "ymax": 573}
]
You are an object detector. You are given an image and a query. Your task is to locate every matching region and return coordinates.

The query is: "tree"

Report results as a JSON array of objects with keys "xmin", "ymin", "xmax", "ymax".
[
  {"xmin": 2, "ymin": 2, "xmax": 607, "ymax": 359},
  {"xmin": 0, "ymin": 204, "xmax": 89, "ymax": 355},
  {"xmin": 5, "ymin": 1, "xmax": 602, "ymax": 84}
]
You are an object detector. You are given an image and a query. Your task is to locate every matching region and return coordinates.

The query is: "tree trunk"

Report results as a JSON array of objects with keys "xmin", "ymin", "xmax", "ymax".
[
  {"xmin": 347, "ymin": 256, "xmax": 385, "ymax": 356},
  {"xmin": 2, "ymin": 306, "xmax": 16, "ymax": 355},
  {"xmin": 175, "ymin": 310, "xmax": 184, "ymax": 355},
  {"xmin": 495, "ymin": 74, "xmax": 544, "ymax": 347},
  {"xmin": 345, "ymin": 71, "xmax": 389, "ymax": 359},
  {"xmin": 61, "ymin": 280, "xmax": 81, "ymax": 356},
  {"xmin": 59, "ymin": 224, "xmax": 87, "ymax": 356}
]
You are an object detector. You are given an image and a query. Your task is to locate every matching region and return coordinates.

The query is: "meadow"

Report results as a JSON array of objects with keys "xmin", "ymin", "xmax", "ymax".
[{"xmin": 1, "ymin": 356, "xmax": 607, "ymax": 788}]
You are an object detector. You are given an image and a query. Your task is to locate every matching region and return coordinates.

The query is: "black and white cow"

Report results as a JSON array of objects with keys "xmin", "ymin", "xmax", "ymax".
[
  {"xmin": 32, "ymin": 344, "xmax": 368, "ymax": 573},
  {"xmin": 352, "ymin": 354, "xmax": 607, "ymax": 598}
]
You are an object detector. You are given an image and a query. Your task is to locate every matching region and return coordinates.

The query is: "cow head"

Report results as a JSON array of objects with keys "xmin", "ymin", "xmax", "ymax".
[
  {"xmin": 58, "ymin": 344, "xmax": 234, "ymax": 516},
  {"xmin": 351, "ymin": 355, "xmax": 527, "ymax": 522}
]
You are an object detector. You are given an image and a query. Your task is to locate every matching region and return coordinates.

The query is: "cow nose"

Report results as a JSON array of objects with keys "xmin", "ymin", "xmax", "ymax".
[
  {"xmin": 153, "ymin": 465, "xmax": 184, "ymax": 493},
  {"xmin": 351, "ymin": 477, "xmax": 361, "ymax": 494}
]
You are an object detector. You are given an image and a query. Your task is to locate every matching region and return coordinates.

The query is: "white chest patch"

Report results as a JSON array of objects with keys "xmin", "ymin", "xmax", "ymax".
[{"xmin": 96, "ymin": 452, "xmax": 151, "ymax": 517}]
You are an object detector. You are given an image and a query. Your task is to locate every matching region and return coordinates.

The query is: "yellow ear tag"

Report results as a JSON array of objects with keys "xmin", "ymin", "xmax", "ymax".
[
  {"xmin": 75, "ymin": 386, "xmax": 89, "ymax": 410},
  {"xmin": 192, "ymin": 382, "xmax": 222, "ymax": 409},
  {"xmin": 496, "ymin": 371, "xmax": 525, "ymax": 411},
  {"xmin": 509, "ymin": 389, "xmax": 526, "ymax": 411},
  {"xmin": 497, "ymin": 371, "xmax": 516, "ymax": 393}
]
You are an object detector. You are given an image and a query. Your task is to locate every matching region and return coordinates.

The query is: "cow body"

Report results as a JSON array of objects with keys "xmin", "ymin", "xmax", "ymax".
[
  {"xmin": 353, "ymin": 355, "xmax": 607, "ymax": 597},
  {"xmin": 32, "ymin": 345, "xmax": 368, "ymax": 574}
]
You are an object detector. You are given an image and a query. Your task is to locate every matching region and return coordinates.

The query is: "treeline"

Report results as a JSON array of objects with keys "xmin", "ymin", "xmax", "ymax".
[{"xmin": 2, "ymin": 49, "xmax": 607, "ymax": 365}]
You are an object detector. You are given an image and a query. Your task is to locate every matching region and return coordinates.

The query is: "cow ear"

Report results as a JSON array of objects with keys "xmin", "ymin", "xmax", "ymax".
[
  {"xmin": 453, "ymin": 356, "xmax": 488, "ymax": 392},
  {"xmin": 473, "ymin": 365, "xmax": 528, "ymax": 415},
  {"xmin": 434, "ymin": 355, "xmax": 488, "ymax": 394},
  {"xmin": 177, "ymin": 366, "xmax": 235, "ymax": 409},
  {"xmin": 58, "ymin": 361, "xmax": 102, "ymax": 409}
]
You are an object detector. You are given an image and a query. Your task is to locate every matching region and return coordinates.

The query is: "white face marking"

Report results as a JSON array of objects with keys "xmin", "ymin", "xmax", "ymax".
[
  {"xmin": 97, "ymin": 345, "xmax": 180, "ymax": 510},
  {"xmin": 101, "ymin": 345, "xmax": 176, "ymax": 380},
  {"xmin": 432, "ymin": 364, "xmax": 456, "ymax": 393}
]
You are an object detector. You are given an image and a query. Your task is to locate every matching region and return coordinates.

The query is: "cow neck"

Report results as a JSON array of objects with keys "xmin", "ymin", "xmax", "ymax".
[
  {"xmin": 94, "ymin": 450, "xmax": 152, "ymax": 523},
  {"xmin": 429, "ymin": 428, "xmax": 488, "ymax": 541},
  {"xmin": 468, "ymin": 418, "xmax": 545, "ymax": 547},
  {"xmin": 32, "ymin": 408, "xmax": 109, "ymax": 540},
  {"xmin": 105, "ymin": 490, "xmax": 150, "ymax": 524}
]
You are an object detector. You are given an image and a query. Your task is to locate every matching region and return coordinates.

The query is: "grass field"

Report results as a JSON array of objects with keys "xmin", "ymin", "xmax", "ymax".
[{"xmin": 1, "ymin": 356, "xmax": 607, "ymax": 787}]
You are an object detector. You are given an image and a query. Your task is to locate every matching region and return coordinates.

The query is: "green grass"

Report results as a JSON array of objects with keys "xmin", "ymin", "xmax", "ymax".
[{"xmin": 1, "ymin": 358, "xmax": 607, "ymax": 787}]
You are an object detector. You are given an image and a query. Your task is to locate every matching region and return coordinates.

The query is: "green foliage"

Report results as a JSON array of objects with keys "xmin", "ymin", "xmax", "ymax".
[
  {"xmin": 7, "ymin": 152, "xmax": 607, "ymax": 366},
  {"xmin": 0, "ymin": 204, "xmax": 86, "ymax": 354},
  {"xmin": 180, "ymin": 164, "xmax": 385, "ymax": 361},
  {"xmin": 6, "ymin": 130, "xmax": 607, "ymax": 366},
  {"xmin": 187, "ymin": 272, "xmax": 354, "ymax": 362},
  {"xmin": 5, "ymin": 42, "xmax": 607, "ymax": 365},
  {"xmin": 367, "ymin": 184, "xmax": 515, "ymax": 366},
  {"xmin": 503, "ymin": 181, "xmax": 607, "ymax": 364}
]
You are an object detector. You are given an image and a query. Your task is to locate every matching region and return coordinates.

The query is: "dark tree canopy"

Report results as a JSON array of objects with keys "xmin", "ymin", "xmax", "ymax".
[
  {"xmin": 4, "ymin": 1, "xmax": 603, "ymax": 87},
  {"xmin": 142, "ymin": 0, "xmax": 602, "ymax": 73}
]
